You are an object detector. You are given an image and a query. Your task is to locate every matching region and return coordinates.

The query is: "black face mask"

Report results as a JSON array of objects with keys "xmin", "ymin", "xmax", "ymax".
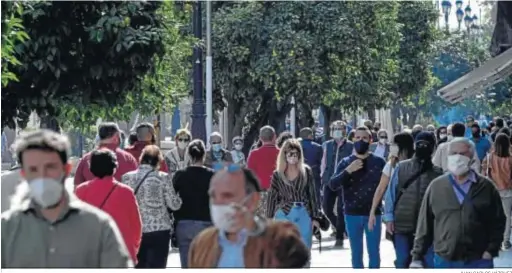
[
  {"xmin": 472, "ymin": 131, "xmax": 480, "ymax": 138},
  {"xmin": 415, "ymin": 141, "xmax": 433, "ymax": 160}
]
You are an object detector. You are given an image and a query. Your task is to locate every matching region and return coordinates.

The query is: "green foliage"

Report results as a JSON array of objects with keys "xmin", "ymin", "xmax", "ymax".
[
  {"xmin": 1, "ymin": 2, "xmax": 30, "ymax": 87},
  {"xmin": 2, "ymin": 1, "xmax": 166, "ymax": 129},
  {"xmin": 58, "ymin": 1, "xmax": 194, "ymax": 131},
  {"xmin": 213, "ymin": 1, "xmax": 403, "ymax": 140}
]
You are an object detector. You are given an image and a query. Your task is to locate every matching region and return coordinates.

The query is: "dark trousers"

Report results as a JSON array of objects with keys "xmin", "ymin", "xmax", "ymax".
[
  {"xmin": 176, "ymin": 220, "xmax": 212, "ymax": 268},
  {"xmin": 136, "ymin": 230, "xmax": 171, "ymax": 268},
  {"xmin": 322, "ymin": 185, "xmax": 345, "ymax": 239}
]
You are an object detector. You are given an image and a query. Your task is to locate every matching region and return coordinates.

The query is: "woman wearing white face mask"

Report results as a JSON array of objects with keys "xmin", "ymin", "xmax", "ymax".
[
  {"xmin": 165, "ymin": 128, "xmax": 191, "ymax": 175},
  {"xmin": 230, "ymin": 136, "xmax": 246, "ymax": 165},
  {"xmin": 266, "ymin": 139, "xmax": 324, "ymax": 266},
  {"xmin": 368, "ymin": 132, "xmax": 414, "ymax": 231}
]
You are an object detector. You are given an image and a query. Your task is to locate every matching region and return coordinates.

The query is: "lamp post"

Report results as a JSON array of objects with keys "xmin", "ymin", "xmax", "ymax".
[
  {"xmin": 441, "ymin": 0, "xmax": 452, "ymax": 31},
  {"xmin": 191, "ymin": 0, "xmax": 206, "ymax": 142},
  {"xmin": 206, "ymin": 0, "xmax": 213, "ymax": 142},
  {"xmin": 456, "ymin": 8, "xmax": 464, "ymax": 30}
]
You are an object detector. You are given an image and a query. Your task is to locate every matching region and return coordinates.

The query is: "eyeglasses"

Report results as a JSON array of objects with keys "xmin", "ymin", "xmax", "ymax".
[
  {"xmin": 213, "ymin": 163, "xmax": 241, "ymax": 173},
  {"xmin": 287, "ymin": 152, "xmax": 299, "ymax": 157}
]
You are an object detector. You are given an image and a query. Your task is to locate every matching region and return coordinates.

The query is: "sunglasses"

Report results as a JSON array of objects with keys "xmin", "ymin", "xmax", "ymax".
[
  {"xmin": 213, "ymin": 163, "xmax": 241, "ymax": 173},
  {"xmin": 211, "ymin": 141, "xmax": 222, "ymax": 145},
  {"xmin": 287, "ymin": 152, "xmax": 299, "ymax": 157},
  {"xmin": 178, "ymin": 138, "xmax": 190, "ymax": 142},
  {"xmin": 379, "ymin": 136, "xmax": 387, "ymax": 139}
]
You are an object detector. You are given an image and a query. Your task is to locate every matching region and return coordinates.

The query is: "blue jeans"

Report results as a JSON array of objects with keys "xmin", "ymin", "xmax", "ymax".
[
  {"xmin": 393, "ymin": 233, "xmax": 434, "ymax": 268},
  {"xmin": 345, "ymin": 214, "xmax": 381, "ymax": 268},
  {"xmin": 275, "ymin": 204, "xmax": 313, "ymax": 249},
  {"xmin": 434, "ymin": 254, "xmax": 494, "ymax": 268},
  {"xmin": 175, "ymin": 220, "xmax": 212, "ymax": 268}
]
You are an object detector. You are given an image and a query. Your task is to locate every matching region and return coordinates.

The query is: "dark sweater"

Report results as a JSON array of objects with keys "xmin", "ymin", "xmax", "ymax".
[
  {"xmin": 172, "ymin": 166, "xmax": 214, "ymax": 222},
  {"xmin": 411, "ymin": 173, "xmax": 506, "ymax": 262},
  {"xmin": 329, "ymin": 154, "xmax": 386, "ymax": 216}
]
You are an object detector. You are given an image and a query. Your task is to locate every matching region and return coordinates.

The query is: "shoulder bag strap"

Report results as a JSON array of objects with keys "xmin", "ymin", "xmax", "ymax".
[
  {"xmin": 393, "ymin": 167, "xmax": 427, "ymax": 210},
  {"xmin": 133, "ymin": 170, "xmax": 154, "ymax": 196},
  {"xmin": 99, "ymin": 183, "xmax": 118, "ymax": 209}
]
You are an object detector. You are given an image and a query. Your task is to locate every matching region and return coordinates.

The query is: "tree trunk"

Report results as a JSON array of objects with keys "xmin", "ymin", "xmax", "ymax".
[
  {"xmin": 40, "ymin": 116, "xmax": 60, "ymax": 133},
  {"xmin": 367, "ymin": 108, "xmax": 376, "ymax": 123},
  {"xmin": 391, "ymin": 103, "xmax": 400, "ymax": 133}
]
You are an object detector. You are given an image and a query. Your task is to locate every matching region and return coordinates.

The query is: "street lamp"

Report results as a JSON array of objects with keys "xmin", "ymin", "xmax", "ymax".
[
  {"xmin": 464, "ymin": 14, "xmax": 473, "ymax": 32},
  {"xmin": 191, "ymin": 0, "xmax": 206, "ymax": 142},
  {"xmin": 455, "ymin": 0, "xmax": 463, "ymax": 9},
  {"xmin": 441, "ymin": 0, "xmax": 452, "ymax": 30},
  {"xmin": 456, "ymin": 8, "xmax": 464, "ymax": 30}
]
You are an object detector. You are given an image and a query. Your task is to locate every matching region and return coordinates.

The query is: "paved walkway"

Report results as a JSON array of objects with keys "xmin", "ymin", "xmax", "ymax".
[{"xmin": 166, "ymin": 226, "xmax": 512, "ymax": 268}]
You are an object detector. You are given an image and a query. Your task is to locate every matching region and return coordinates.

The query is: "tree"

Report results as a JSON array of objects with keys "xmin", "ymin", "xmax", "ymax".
[
  {"xmin": 57, "ymin": 1, "xmax": 194, "ymax": 132},
  {"xmin": 387, "ymin": 1, "xmax": 440, "ymax": 128},
  {"xmin": 212, "ymin": 2, "xmax": 402, "ymax": 149},
  {"xmin": 1, "ymin": 2, "xmax": 29, "ymax": 88},
  {"xmin": 2, "ymin": 1, "xmax": 166, "ymax": 130}
]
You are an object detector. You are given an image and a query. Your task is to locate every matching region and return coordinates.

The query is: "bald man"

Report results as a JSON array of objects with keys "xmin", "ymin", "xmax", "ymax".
[{"xmin": 188, "ymin": 166, "xmax": 309, "ymax": 268}]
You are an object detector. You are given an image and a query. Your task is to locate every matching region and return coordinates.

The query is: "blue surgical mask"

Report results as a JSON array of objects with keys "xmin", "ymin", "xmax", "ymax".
[
  {"xmin": 212, "ymin": 144, "xmax": 222, "ymax": 152},
  {"xmin": 332, "ymin": 130, "xmax": 343, "ymax": 139}
]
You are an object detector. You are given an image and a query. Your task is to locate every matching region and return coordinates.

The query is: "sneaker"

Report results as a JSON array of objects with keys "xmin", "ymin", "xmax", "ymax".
[
  {"xmin": 503, "ymin": 241, "xmax": 512, "ymax": 250},
  {"xmin": 334, "ymin": 239, "xmax": 344, "ymax": 248}
]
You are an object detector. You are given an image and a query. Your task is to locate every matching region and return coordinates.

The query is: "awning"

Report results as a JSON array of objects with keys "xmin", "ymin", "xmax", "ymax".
[{"xmin": 437, "ymin": 46, "xmax": 512, "ymax": 104}]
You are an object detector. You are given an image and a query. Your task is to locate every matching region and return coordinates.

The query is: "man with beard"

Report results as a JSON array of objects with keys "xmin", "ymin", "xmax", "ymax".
[
  {"xmin": 2, "ymin": 130, "xmax": 131, "ymax": 268},
  {"xmin": 329, "ymin": 126, "xmax": 386, "ymax": 268},
  {"xmin": 383, "ymin": 132, "xmax": 443, "ymax": 268}
]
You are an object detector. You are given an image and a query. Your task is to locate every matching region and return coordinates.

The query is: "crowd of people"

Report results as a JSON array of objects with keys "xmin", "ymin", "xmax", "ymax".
[{"xmin": 1, "ymin": 115, "xmax": 511, "ymax": 269}]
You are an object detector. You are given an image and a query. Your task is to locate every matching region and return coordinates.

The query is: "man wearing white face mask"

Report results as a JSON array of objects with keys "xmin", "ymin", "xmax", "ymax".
[
  {"xmin": 370, "ymin": 129, "xmax": 390, "ymax": 159},
  {"xmin": 230, "ymin": 136, "xmax": 246, "ymax": 165},
  {"xmin": 188, "ymin": 165, "xmax": 310, "ymax": 268},
  {"xmin": 433, "ymin": 123, "xmax": 481, "ymax": 173},
  {"xmin": 2, "ymin": 130, "xmax": 131, "ymax": 268},
  {"xmin": 410, "ymin": 137, "xmax": 505, "ymax": 269},
  {"xmin": 320, "ymin": 120, "xmax": 353, "ymax": 246},
  {"xmin": 204, "ymin": 132, "xmax": 233, "ymax": 168}
]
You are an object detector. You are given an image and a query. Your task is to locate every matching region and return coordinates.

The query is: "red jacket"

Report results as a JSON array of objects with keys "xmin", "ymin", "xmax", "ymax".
[
  {"xmin": 247, "ymin": 144, "xmax": 280, "ymax": 190},
  {"xmin": 75, "ymin": 176, "xmax": 142, "ymax": 264},
  {"xmin": 74, "ymin": 144, "xmax": 138, "ymax": 187},
  {"xmin": 125, "ymin": 142, "xmax": 169, "ymax": 173}
]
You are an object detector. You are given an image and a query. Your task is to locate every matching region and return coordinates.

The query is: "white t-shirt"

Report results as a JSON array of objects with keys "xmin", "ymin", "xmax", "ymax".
[{"xmin": 382, "ymin": 162, "xmax": 394, "ymax": 178}]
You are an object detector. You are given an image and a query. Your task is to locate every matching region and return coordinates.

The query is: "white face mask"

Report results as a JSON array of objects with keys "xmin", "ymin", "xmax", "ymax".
[
  {"xmin": 379, "ymin": 138, "xmax": 388, "ymax": 145},
  {"xmin": 177, "ymin": 142, "xmax": 188, "ymax": 150},
  {"xmin": 210, "ymin": 204, "xmax": 237, "ymax": 232},
  {"xmin": 331, "ymin": 130, "xmax": 343, "ymax": 139},
  {"xmin": 28, "ymin": 177, "xmax": 64, "ymax": 208},
  {"xmin": 447, "ymin": 154, "xmax": 471, "ymax": 175},
  {"xmin": 389, "ymin": 145, "xmax": 399, "ymax": 157},
  {"xmin": 287, "ymin": 156, "xmax": 299, "ymax": 165},
  {"xmin": 440, "ymin": 134, "xmax": 447, "ymax": 139},
  {"xmin": 234, "ymin": 144, "xmax": 243, "ymax": 150}
]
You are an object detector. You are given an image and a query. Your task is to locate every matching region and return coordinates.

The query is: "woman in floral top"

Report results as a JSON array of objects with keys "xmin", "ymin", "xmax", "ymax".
[{"xmin": 122, "ymin": 145, "xmax": 182, "ymax": 268}]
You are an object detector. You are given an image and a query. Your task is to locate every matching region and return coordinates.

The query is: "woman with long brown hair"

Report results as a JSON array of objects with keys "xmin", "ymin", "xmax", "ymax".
[
  {"xmin": 482, "ymin": 133, "xmax": 512, "ymax": 250},
  {"xmin": 266, "ymin": 139, "xmax": 321, "ymax": 266},
  {"xmin": 368, "ymin": 132, "xmax": 414, "ymax": 230}
]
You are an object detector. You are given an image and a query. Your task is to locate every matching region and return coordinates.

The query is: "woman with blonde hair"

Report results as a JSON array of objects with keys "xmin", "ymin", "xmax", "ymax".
[
  {"xmin": 165, "ymin": 128, "xmax": 192, "ymax": 174},
  {"xmin": 266, "ymin": 139, "xmax": 322, "ymax": 262},
  {"xmin": 368, "ymin": 132, "xmax": 414, "ymax": 231}
]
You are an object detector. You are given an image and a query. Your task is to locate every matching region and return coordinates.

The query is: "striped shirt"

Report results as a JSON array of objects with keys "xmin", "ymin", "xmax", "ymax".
[{"xmin": 265, "ymin": 166, "xmax": 320, "ymax": 219}]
